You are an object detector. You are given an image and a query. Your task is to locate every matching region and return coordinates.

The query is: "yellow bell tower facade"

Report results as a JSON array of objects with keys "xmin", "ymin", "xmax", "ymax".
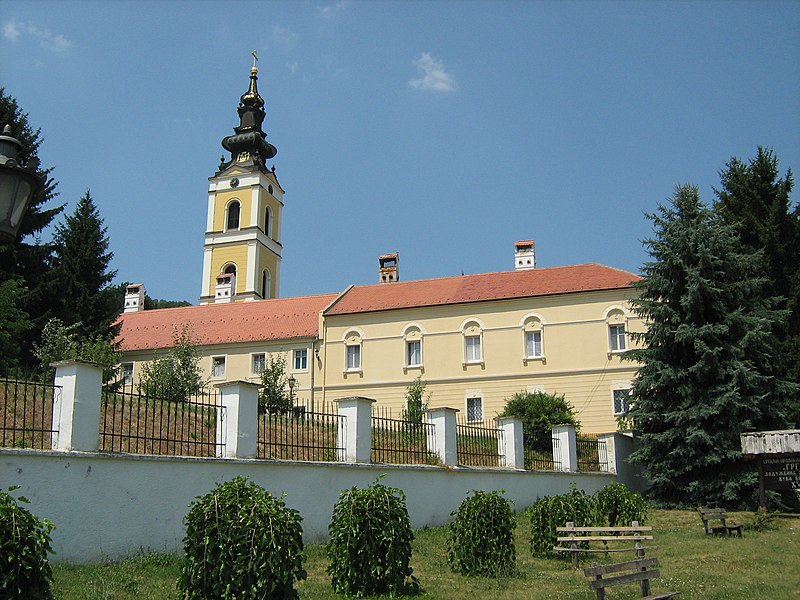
[{"xmin": 200, "ymin": 55, "xmax": 284, "ymax": 304}]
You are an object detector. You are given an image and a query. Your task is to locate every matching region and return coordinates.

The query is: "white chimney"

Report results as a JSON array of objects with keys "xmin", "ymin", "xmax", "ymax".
[
  {"xmin": 379, "ymin": 253, "xmax": 399, "ymax": 283},
  {"xmin": 123, "ymin": 284, "xmax": 145, "ymax": 313},
  {"xmin": 514, "ymin": 240, "xmax": 536, "ymax": 271},
  {"xmin": 214, "ymin": 272, "xmax": 236, "ymax": 303}
]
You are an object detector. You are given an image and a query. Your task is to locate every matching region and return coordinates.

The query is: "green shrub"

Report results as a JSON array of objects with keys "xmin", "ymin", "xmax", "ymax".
[
  {"xmin": 593, "ymin": 483, "xmax": 648, "ymax": 526},
  {"xmin": 499, "ymin": 391, "xmax": 579, "ymax": 451},
  {"xmin": 327, "ymin": 479, "xmax": 418, "ymax": 596},
  {"xmin": 448, "ymin": 490, "xmax": 516, "ymax": 577},
  {"xmin": 178, "ymin": 477, "xmax": 305, "ymax": 599},
  {"xmin": 529, "ymin": 486, "xmax": 594, "ymax": 557},
  {"xmin": 0, "ymin": 486, "xmax": 55, "ymax": 600}
]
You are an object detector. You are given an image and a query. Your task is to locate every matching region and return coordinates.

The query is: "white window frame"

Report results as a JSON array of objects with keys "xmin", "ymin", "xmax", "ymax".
[
  {"xmin": 406, "ymin": 339, "xmax": 422, "ymax": 368},
  {"xmin": 466, "ymin": 396, "xmax": 483, "ymax": 423},
  {"xmin": 211, "ymin": 355, "xmax": 226, "ymax": 379},
  {"xmin": 346, "ymin": 343, "xmax": 361, "ymax": 372},
  {"xmin": 293, "ymin": 348, "xmax": 308, "ymax": 372},
  {"xmin": 612, "ymin": 387, "xmax": 631, "ymax": 416},
  {"xmin": 224, "ymin": 198, "xmax": 241, "ymax": 232},
  {"xmin": 251, "ymin": 353, "xmax": 266, "ymax": 375},
  {"xmin": 608, "ymin": 324, "xmax": 627, "ymax": 353},
  {"xmin": 464, "ymin": 334, "xmax": 482, "ymax": 364},
  {"xmin": 121, "ymin": 362, "xmax": 134, "ymax": 386},
  {"xmin": 525, "ymin": 330, "xmax": 543, "ymax": 359}
]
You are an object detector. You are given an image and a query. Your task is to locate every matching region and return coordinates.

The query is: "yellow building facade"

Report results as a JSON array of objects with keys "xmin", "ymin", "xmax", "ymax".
[{"xmin": 117, "ymin": 62, "xmax": 643, "ymax": 434}]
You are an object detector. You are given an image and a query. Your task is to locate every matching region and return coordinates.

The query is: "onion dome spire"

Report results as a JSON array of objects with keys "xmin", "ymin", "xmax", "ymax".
[{"xmin": 220, "ymin": 50, "xmax": 277, "ymax": 169}]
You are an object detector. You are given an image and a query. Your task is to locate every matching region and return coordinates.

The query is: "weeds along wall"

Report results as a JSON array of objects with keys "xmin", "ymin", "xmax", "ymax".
[{"xmin": 2, "ymin": 449, "xmax": 613, "ymax": 563}]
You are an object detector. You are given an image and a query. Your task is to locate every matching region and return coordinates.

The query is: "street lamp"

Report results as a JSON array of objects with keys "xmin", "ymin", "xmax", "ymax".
[
  {"xmin": 288, "ymin": 375, "xmax": 297, "ymax": 404},
  {"xmin": 0, "ymin": 125, "xmax": 42, "ymax": 243}
]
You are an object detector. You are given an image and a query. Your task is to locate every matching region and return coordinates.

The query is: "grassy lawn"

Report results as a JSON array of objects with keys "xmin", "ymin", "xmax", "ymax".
[{"xmin": 52, "ymin": 509, "xmax": 800, "ymax": 599}]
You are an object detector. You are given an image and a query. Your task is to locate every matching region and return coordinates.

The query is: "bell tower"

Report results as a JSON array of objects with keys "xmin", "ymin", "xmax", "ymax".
[{"xmin": 200, "ymin": 52, "xmax": 284, "ymax": 304}]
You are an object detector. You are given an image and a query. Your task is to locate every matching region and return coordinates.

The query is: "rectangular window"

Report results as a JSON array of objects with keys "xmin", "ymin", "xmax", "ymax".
[
  {"xmin": 121, "ymin": 362, "xmax": 134, "ymax": 386},
  {"xmin": 406, "ymin": 340, "xmax": 421, "ymax": 367},
  {"xmin": 346, "ymin": 345, "xmax": 361, "ymax": 371},
  {"xmin": 466, "ymin": 397, "xmax": 483, "ymax": 422},
  {"xmin": 294, "ymin": 349, "xmax": 308, "ymax": 371},
  {"xmin": 465, "ymin": 335, "xmax": 482, "ymax": 363},
  {"xmin": 609, "ymin": 324, "xmax": 627, "ymax": 352},
  {"xmin": 525, "ymin": 330, "xmax": 543, "ymax": 358},
  {"xmin": 251, "ymin": 353, "xmax": 266, "ymax": 375},
  {"xmin": 211, "ymin": 356, "xmax": 226, "ymax": 378},
  {"xmin": 613, "ymin": 389, "xmax": 631, "ymax": 415}
]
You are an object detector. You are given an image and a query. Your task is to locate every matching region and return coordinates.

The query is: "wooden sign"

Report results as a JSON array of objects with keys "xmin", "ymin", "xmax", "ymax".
[{"xmin": 762, "ymin": 456, "xmax": 800, "ymax": 490}]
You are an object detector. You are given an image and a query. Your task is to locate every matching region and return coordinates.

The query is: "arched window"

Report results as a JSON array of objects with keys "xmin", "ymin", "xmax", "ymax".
[
  {"xmin": 261, "ymin": 268, "xmax": 271, "ymax": 299},
  {"xmin": 604, "ymin": 306, "xmax": 628, "ymax": 353},
  {"xmin": 403, "ymin": 324, "xmax": 423, "ymax": 368},
  {"xmin": 223, "ymin": 263, "xmax": 237, "ymax": 277},
  {"xmin": 521, "ymin": 315, "xmax": 544, "ymax": 360},
  {"xmin": 344, "ymin": 329, "xmax": 363, "ymax": 372},
  {"xmin": 462, "ymin": 319, "xmax": 483, "ymax": 364},
  {"xmin": 264, "ymin": 205, "xmax": 272, "ymax": 237},
  {"xmin": 226, "ymin": 200, "xmax": 241, "ymax": 231}
]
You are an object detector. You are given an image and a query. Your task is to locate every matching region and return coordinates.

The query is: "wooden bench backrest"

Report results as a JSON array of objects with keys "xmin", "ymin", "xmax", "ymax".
[
  {"xmin": 584, "ymin": 558, "xmax": 661, "ymax": 599},
  {"xmin": 699, "ymin": 508, "xmax": 732, "ymax": 534}
]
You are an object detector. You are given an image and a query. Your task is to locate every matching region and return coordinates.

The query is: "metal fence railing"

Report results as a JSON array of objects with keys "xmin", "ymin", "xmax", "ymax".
[
  {"xmin": 524, "ymin": 435, "xmax": 561, "ymax": 471},
  {"xmin": 99, "ymin": 385, "xmax": 224, "ymax": 457},
  {"xmin": 370, "ymin": 407, "xmax": 436, "ymax": 465},
  {"xmin": 576, "ymin": 433, "xmax": 607, "ymax": 472},
  {"xmin": 258, "ymin": 400, "xmax": 345, "ymax": 461},
  {"xmin": 456, "ymin": 417, "xmax": 504, "ymax": 467},
  {"xmin": 0, "ymin": 378, "xmax": 60, "ymax": 450}
]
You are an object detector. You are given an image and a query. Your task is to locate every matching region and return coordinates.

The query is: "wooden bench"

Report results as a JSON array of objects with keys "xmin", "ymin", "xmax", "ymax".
[
  {"xmin": 698, "ymin": 507, "xmax": 743, "ymax": 537},
  {"xmin": 584, "ymin": 558, "xmax": 680, "ymax": 600},
  {"xmin": 554, "ymin": 521, "xmax": 656, "ymax": 569}
]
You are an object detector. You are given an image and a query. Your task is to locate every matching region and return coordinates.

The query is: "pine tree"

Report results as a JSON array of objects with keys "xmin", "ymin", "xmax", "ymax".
[
  {"xmin": 626, "ymin": 184, "xmax": 794, "ymax": 507},
  {"xmin": 715, "ymin": 148, "xmax": 800, "ymax": 421},
  {"xmin": 50, "ymin": 190, "xmax": 118, "ymax": 341},
  {"xmin": 0, "ymin": 88, "xmax": 63, "ymax": 369}
]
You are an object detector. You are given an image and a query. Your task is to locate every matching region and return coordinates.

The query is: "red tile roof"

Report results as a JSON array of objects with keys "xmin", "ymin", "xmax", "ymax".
[
  {"xmin": 116, "ymin": 293, "xmax": 338, "ymax": 351},
  {"xmin": 324, "ymin": 264, "xmax": 639, "ymax": 315}
]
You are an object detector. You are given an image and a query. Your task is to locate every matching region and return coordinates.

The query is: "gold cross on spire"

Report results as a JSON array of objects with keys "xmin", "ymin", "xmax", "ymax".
[{"xmin": 252, "ymin": 49, "xmax": 258, "ymax": 70}]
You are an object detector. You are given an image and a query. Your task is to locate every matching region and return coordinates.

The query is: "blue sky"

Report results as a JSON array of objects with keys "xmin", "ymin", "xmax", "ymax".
[{"xmin": 3, "ymin": 0, "xmax": 799, "ymax": 303}]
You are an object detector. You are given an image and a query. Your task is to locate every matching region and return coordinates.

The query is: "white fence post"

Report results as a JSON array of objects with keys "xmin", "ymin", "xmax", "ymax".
[
  {"xmin": 216, "ymin": 380, "xmax": 260, "ymax": 459},
  {"xmin": 52, "ymin": 360, "xmax": 103, "ymax": 452},
  {"xmin": 496, "ymin": 416, "xmax": 524, "ymax": 469},
  {"xmin": 336, "ymin": 396, "xmax": 374, "ymax": 463},
  {"xmin": 425, "ymin": 407, "xmax": 459, "ymax": 466},
  {"xmin": 552, "ymin": 424, "xmax": 578, "ymax": 472},
  {"xmin": 597, "ymin": 433, "xmax": 616, "ymax": 473}
]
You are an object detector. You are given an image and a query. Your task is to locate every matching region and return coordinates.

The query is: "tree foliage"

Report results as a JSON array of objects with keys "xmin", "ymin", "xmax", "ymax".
[
  {"xmin": 626, "ymin": 184, "xmax": 794, "ymax": 507},
  {"xmin": 401, "ymin": 377, "xmax": 429, "ymax": 424},
  {"xmin": 137, "ymin": 323, "xmax": 205, "ymax": 401},
  {"xmin": 499, "ymin": 390, "xmax": 579, "ymax": 451},
  {"xmin": 715, "ymin": 147, "xmax": 800, "ymax": 421},
  {"xmin": 32, "ymin": 318, "xmax": 119, "ymax": 383},
  {"xmin": 0, "ymin": 280, "xmax": 33, "ymax": 375},
  {"xmin": 259, "ymin": 353, "xmax": 291, "ymax": 415},
  {"xmin": 447, "ymin": 490, "xmax": 516, "ymax": 577},
  {"xmin": 0, "ymin": 486, "xmax": 55, "ymax": 600},
  {"xmin": 50, "ymin": 190, "xmax": 118, "ymax": 341},
  {"xmin": 178, "ymin": 477, "xmax": 306, "ymax": 599},
  {"xmin": 0, "ymin": 88, "xmax": 63, "ymax": 370}
]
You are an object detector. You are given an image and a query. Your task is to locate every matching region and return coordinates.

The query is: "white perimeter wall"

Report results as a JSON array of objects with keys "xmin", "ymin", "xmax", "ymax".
[{"xmin": 2, "ymin": 449, "xmax": 614, "ymax": 563}]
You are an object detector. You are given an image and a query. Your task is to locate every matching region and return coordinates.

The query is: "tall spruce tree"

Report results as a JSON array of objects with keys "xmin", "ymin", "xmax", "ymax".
[
  {"xmin": 0, "ymin": 89, "xmax": 63, "ymax": 368},
  {"xmin": 50, "ymin": 191, "xmax": 118, "ymax": 341},
  {"xmin": 626, "ymin": 184, "xmax": 793, "ymax": 507},
  {"xmin": 715, "ymin": 148, "xmax": 800, "ymax": 421}
]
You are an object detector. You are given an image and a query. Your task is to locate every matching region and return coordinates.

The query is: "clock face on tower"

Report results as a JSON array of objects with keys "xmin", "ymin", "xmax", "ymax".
[{"xmin": 230, "ymin": 178, "xmax": 239, "ymax": 188}]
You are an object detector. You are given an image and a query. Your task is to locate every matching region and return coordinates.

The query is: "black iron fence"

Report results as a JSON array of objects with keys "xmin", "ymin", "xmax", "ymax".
[
  {"xmin": 99, "ymin": 385, "xmax": 224, "ymax": 457},
  {"xmin": 456, "ymin": 417, "xmax": 504, "ymax": 467},
  {"xmin": 0, "ymin": 377, "xmax": 60, "ymax": 450},
  {"xmin": 258, "ymin": 400, "xmax": 345, "ymax": 461},
  {"xmin": 370, "ymin": 408, "xmax": 436, "ymax": 465},
  {"xmin": 576, "ymin": 433, "xmax": 608, "ymax": 472},
  {"xmin": 525, "ymin": 435, "xmax": 561, "ymax": 471}
]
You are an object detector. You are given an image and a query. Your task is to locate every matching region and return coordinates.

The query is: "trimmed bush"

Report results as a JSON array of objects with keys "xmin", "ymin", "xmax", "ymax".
[
  {"xmin": 178, "ymin": 477, "xmax": 305, "ymax": 599},
  {"xmin": 448, "ymin": 490, "xmax": 516, "ymax": 577},
  {"xmin": 593, "ymin": 483, "xmax": 648, "ymax": 526},
  {"xmin": 529, "ymin": 486, "xmax": 594, "ymax": 557},
  {"xmin": 0, "ymin": 486, "xmax": 55, "ymax": 600},
  {"xmin": 327, "ymin": 479, "xmax": 418, "ymax": 596},
  {"xmin": 499, "ymin": 391, "xmax": 579, "ymax": 451}
]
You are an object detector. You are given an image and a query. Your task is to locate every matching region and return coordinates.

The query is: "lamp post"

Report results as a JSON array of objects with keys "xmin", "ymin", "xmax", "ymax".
[
  {"xmin": 288, "ymin": 375, "xmax": 297, "ymax": 405},
  {"xmin": 0, "ymin": 125, "xmax": 42, "ymax": 243}
]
